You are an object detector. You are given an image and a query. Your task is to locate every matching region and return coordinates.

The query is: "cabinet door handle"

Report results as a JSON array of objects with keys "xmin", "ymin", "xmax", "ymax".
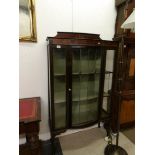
[{"xmin": 68, "ymin": 88, "xmax": 72, "ymax": 91}]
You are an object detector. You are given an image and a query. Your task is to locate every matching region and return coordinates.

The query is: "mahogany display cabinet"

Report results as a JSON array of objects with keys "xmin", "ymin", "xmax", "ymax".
[{"xmin": 46, "ymin": 32, "xmax": 118, "ymax": 138}]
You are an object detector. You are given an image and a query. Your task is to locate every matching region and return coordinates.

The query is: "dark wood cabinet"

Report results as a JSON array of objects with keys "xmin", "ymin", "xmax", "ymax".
[
  {"xmin": 112, "ymin": 0, "xmax": 135, "ymax": 132},
  {"xmin": 46, "ymin": 32, "xmax": 118, "ymax": 137},
  {"xmin": 115, "ymin": 0, "xmax": 135, "ymax": 37},
  {"xmin": 111, "ymin": 36, "xmax": 135, "ymax": 132}
]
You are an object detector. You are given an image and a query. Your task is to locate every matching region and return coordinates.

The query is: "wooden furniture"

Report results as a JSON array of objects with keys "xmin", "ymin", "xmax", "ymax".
[
  {"xmin": 115, "ymin": 0, "xmax": 135, "ymax": 37},
  {"xmin": 19, "ymin": 97, "xmax": 41, "ymax": 155},
  {"xmin": 46, "ymin": 32, "xmax": 118, "ymax": 138},
  {"xmin": 111, "ymin": 0, "xmax": 135, "ymax": 132},
  {"xmin": 111, "ymin": 36, "xmax": 135, "ymax": 132}
]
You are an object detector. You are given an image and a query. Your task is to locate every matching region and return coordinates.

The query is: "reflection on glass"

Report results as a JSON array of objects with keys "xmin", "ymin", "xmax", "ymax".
[
  {"xmin": 19, "ymin": 0, "xmax": 31, "ymax": 37},
  {"xmin": 88, "ymin": 49, "xmax": 96, "ymax": 73},
  {"xmin": 53, "ymin": 48, "xmax": 66, "ymax": 129},
  {"xmin": 54, "ymin": 102, "xmax": 66, "ymax": 129},
  {"xmin": 102, "ymin": 50, "xmax": 115, "ymax": 113},
  {"xmin": 73, "ymin": 99, "xmax": 98, "ymax": 125},
  {"xmin": 87, "ymin": 75, "xmax": 96, "ymax": 99},
  {"xmin": 72, "ymin": 48, "xmax": 102, "ymax": 125},
  {"xmin": 54, "ymin": 77, "xmax": 66, "ymax": 103},
  {"xmin": 72, "ymin": 49, "xmax": 80, "ymax": 74},
  {"xmin": 72, "ymin": 76, "xmax": 80, "ymax": 101},
  {"xmin": 95, "ymin": 74, "xmax": 100, "ymax": 96},
  {"xmin": 79, "ymin": 101, "xmax": 89, "ymax": 123},
  {"xmin": 95, "ymin": 50, "xmax": 101, "ymax": 73},
  {"xmin": 19, "ymin": 0, "xmax": 37, "ymax": 42},
  {"xmin": 53, "ymin": 49, "xmax": 66, "ymax": 75},
  {"xmin": 87, "ymin": 99, "xmax": 98, "ymax": 120},
  {"xmin": 104, "ymin": 74, "xmax": 113, "ymax": 93},
  {"xmin": 105, "ymin": 50, "xmax": 114, "ymax": 72},
  {"xmin": 80, "ymin": 75, "xmax": 88, "ymax": 100},
  {"xmin": 72, "ymin": 101, "xmax": 80, "ymax": 124},
  {"xmin": 80, "ymin": 49, "xmax": 89, "ymax": 73}
]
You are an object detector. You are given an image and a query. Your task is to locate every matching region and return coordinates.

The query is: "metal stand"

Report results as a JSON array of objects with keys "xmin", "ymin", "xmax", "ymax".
[
  {"xmin": 104, "ymin": 129, "xmax": 127, "ymax": 155},
  {"xmin": 104, "ymin": 144, "xmax": 128, "ymax": 155},
  {"xmin": 104, "ymin": 37, "xmax": 128, "ymax": 155}
]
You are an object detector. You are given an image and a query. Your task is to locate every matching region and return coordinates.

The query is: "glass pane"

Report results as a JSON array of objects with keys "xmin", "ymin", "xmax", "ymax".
[
  {"xmin": 72, "ymin": 101, "xmax": 80, "ymax": 125},
  {"xmin": 79, "ymin": 101, "xmax": 89, "ymax": 123},
  {"xmin": 72, "ymin": 76, "xmax": 80, "ymax": 101},
  {"xmin": 80, "ymin": 75, "xmax": 88, "ymax": 100},
  {"xmin": 72, "ymin": 100, "xmax": 92, "ymax": 125},
  {"xmin": 95, "ymin": 50, "xmax": 101, "ymax": 73},
  {"xmin": 54, "ymin": 102, "xmax": 66, "ymax": 128},
  {"xmin": 72, "ymin": 48, "xmax": 102, "ymax": 126},
  {"xmin": 104, "ymin": 73, "xmax": 113, "ymax": 93},
  {"xmin": 80, "ymin": 49, "xmax": 89, "ymax": 73},
  {"xmin": 72, "ymin": 49, "xmax": 80, "ymax": 74},
  {"xmin": 87, "ymin": 99, "xmax": 98, "ymax": 121},
  {"xmin": 95, "ymin": 74, "xmax": 100, "ymax": 96},
  {"xmin": 88, "ymin": 48, "xmax": 96, "ymax": 73},
  {"xmin": 53, "ymin": 48, "xmax": 66, "ymax": 75},
  {"xmin": 87, "ymin": 75, "xmax": 96, "ymax": 99},
  {"xmin": 53, "ymin": 48, "xmax": 66, "ymax": 129},
  {"xmin": 54, "ymin": 76, "xmax": 66, "ymax": 103},
  {"xmin": 102, "ymin": 50, "xmax": 115, "ymax": 113},
  {"xmin": 105, "ymin": 50, "xmax": 114, "ymax": 72},
  {"xmin": 102, "ymin": 96, "xmax": 111, "ymax": 113}
]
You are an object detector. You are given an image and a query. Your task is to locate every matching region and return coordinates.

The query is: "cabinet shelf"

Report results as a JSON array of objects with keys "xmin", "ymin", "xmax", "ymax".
[
  {"xmin": 54, "ymin": 73, "xmax": 101, "ymax": 76},
  {"xmin": 54, "ymin": 100, "xmax": 66, "ymax": 104},
  {"xmin": 72, "ymin": 72, "xmax": 100, "ymax": 76},
  {"xmin": 54, "ymin": 74, "xmax": 66, "ymax": 76},
  {"xmin": 72, "ymin": 96, "xmax": 98, "ymax": 102}
]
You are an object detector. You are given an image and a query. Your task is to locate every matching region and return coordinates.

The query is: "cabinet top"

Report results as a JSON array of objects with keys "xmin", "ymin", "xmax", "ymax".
[
  {"xmin": 47, "ymin": 32, "xmax": 118, "ymax": 49},
  {"xmin": 47, "ymin": 32, "xmax": 101, "ymax": 40}
]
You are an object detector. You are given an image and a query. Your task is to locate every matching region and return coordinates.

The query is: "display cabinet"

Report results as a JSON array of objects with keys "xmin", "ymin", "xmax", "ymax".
[{"xmin": 47, "ymin": 32, "xmax": 118, "ymax": 137}]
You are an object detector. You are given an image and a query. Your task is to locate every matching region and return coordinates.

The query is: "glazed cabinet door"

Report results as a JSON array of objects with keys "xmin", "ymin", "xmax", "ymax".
[
  {"xmin": 48, "ymin": 46, "xmax": 67, "ymax": 131},
  {"xmin": 71, "ymin": 47, "xmax": 102, "ymax": 127}
]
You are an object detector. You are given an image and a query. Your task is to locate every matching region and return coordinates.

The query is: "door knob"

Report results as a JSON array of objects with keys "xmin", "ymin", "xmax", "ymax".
[{"xmin": 68, "ymin": 88, "xmax": 71, "ymax": 91}]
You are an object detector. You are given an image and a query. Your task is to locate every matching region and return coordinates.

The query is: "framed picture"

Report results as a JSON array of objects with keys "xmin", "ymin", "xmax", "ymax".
[{"xmin": 19, "ymin": 0, "xmax": 37, "ymax": 42}]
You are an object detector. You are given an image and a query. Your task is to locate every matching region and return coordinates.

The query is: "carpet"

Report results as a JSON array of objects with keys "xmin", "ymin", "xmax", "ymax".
[
  {"xmin": 59, "ymin": 127, "xmax": 135, "ymax": 155},
  {"xmin": 122, "ymin": 127, "xmax": 135, "ymax": 144}
]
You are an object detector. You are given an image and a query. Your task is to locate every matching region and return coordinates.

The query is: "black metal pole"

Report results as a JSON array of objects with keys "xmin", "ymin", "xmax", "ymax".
[{"xmin": 104, "ymin": 37, "xmax": 128, "ymax": 155}]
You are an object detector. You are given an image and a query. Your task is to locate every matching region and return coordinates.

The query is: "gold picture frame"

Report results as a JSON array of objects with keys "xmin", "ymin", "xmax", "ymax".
[{"xmin": 19, "ymin": 0, "xmax": 37, "ymax": 42}]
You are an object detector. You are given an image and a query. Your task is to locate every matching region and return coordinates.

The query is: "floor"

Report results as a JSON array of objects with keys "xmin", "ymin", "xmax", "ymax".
[
  {"xmin": 20, "ymin": 127, "xmax": 135, "ymax": 155},
  {"xmin": 59, "ymin": 127, "xmax": 135, "ymax": 155},
  {"xmin": 122, "ymin": 127, "xmax": 135, "ymax": 143}
]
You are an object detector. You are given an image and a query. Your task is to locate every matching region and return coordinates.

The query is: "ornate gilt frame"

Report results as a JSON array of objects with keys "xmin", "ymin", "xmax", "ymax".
[{"xmin": 19, "ymin": 0, "xmax": 37, "ymax": 42}]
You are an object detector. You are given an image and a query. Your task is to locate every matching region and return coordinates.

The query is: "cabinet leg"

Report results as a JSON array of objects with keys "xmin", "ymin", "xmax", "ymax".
[{"xmin": 26, "ymin": 133, "xmax": 41, "ymax": 155}]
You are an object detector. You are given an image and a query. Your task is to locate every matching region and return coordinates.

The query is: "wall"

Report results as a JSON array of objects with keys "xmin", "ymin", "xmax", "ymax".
[{"xmin": 19, "ymin": 0, "xmax": 116, "ymax": 139}]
